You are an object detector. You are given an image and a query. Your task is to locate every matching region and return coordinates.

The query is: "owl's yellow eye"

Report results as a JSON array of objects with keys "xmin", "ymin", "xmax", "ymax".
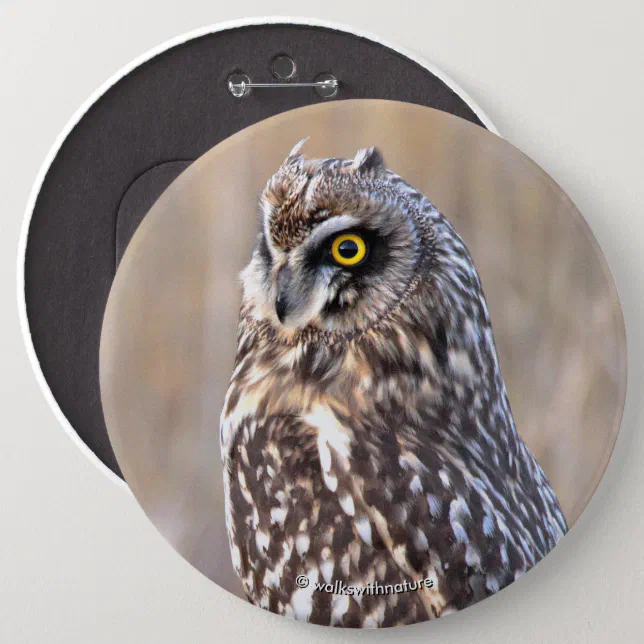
[{"xmin": 330, "ymin": 233, "xmax": 367, "ymax": 266}]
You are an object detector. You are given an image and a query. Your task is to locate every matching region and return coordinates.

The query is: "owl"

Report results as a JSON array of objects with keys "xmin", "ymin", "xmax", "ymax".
[{"xmin": 220, "ymin": 140, "xmax": 567, "ymax": 628}]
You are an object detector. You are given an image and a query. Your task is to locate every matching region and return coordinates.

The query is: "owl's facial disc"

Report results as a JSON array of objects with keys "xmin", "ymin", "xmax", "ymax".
[{"xmin": 244, "ymin": 216, "xmax": 420, "ymax": 335}]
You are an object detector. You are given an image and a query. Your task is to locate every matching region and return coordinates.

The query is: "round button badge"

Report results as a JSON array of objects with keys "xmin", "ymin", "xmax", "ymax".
[{"xmin": 100, "ymin": 100, "xmax": 624, "ymax": 627}]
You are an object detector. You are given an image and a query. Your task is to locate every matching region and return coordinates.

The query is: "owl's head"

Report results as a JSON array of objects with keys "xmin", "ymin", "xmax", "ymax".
[{"xmin": 240, "ymin": 140, "xmax": 428, "ymax": 339}]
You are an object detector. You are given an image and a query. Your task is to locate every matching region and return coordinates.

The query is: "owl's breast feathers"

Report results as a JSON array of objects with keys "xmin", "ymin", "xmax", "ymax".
[{"xmin": 220, "ymin": 269, "xmax": 567, "ymax": 627}]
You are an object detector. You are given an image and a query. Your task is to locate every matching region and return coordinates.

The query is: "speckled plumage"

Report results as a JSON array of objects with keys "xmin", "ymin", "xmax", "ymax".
[{"xmin": 220, "ymin": 141, "xmax": 567, "ymax": 628}]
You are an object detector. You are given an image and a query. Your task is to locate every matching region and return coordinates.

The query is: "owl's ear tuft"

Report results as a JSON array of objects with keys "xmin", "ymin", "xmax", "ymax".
[
  {"xmin": 352, "ymin": 147, "xmax": 385, "ymax": 175},
  {"xmin": 280, "ymin": 138, "xmax": 309, "ymax": 171}
]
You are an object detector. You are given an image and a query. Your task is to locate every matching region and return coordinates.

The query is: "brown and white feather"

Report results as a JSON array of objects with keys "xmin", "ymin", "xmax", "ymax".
[{"xmin": 220, "ymin": 142, "xmax": 567, "ymax": 627}]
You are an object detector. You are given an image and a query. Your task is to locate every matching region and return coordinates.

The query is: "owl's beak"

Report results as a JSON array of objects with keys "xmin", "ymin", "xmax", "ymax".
[
  {"xmin": 273, "ymin": 262, "xmax": 324, "ymax": 328},
  {"xmin": 275, "ymin": 293, "xmax": 288, "ymax": 324},
  {"xmin": 275, "ymin": 264, "xmax": 294, "ymax": 324}
]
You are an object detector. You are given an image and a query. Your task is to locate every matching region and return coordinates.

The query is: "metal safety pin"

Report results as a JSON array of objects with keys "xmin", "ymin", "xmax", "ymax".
[{"xmin": 228, "ymin": 74, "xmax": 339, "ymax": 99}]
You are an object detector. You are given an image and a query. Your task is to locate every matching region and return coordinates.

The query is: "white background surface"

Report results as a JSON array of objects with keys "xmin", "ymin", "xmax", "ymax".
[{"xmin": 1, "ymin": 1, "xmax": 643, "ymax": 641}]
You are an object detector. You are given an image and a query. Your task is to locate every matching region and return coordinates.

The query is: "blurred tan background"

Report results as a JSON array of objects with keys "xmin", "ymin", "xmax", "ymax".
[{"xmin": 100, "ymin": 100, "xmax": 626, "ymax": 597}]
